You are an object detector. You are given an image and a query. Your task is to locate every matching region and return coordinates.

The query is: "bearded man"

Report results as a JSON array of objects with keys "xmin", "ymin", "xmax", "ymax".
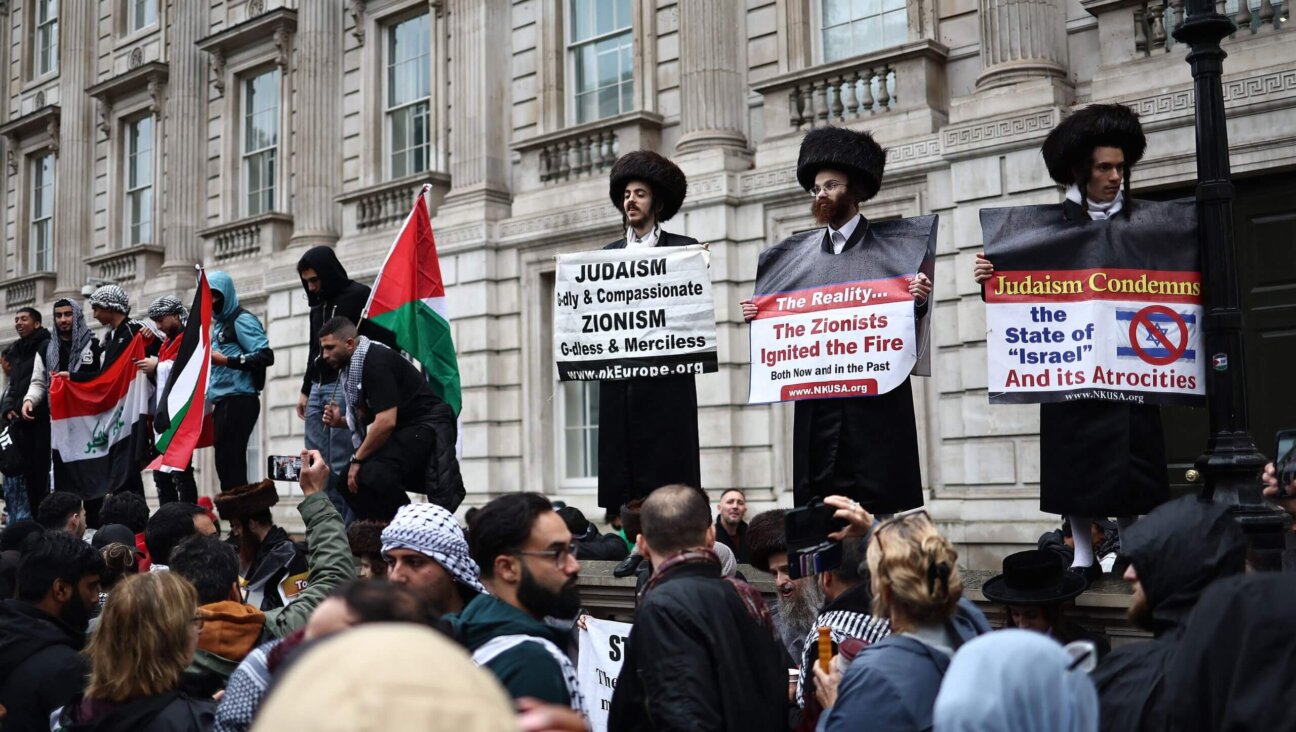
[
  {"xmin": 749, "ymin": 509, "xmax": 826, "ymax": 660},
  {"xmin": 214, "ymin": 478, "xmax": 310, "ymax": 611},
  {"xmin": 451, "ymin": 493, "xmax": 584, "ymax": 710}
]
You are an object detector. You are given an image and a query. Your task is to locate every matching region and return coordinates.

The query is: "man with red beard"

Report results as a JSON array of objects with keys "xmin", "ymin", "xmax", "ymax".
[
  {"xmin": 597, "ymin": 150, "xmax": 702, "ymax": 515},
  {"xmin": 741, "ymin": 128, "xmax": 933, "ymax": 514}
]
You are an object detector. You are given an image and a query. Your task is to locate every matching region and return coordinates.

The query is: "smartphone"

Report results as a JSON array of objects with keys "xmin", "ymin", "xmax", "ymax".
[
  {"xmin": 267, "ymin": 455, "xmax": 303, "ymax": 482},
  {"xmin": 784, "ymin": 497, "xmax": 849, "ymax": 547},
  {"xmin": 1275, "ymin": 429, "xmax": 1296, "ymax": 498}
]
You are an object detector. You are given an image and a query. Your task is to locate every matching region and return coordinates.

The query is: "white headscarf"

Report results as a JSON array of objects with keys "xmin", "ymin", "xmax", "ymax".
[{"xmin": 934, "ymin": 629, "xmax": 1098, "ymax": 732}]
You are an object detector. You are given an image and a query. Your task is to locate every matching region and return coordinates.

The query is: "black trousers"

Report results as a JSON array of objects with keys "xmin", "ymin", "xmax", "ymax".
[
  {"xmin": 154, "ymin": 466, "xmax": 198, "ymax": 505},
  {"xmin": 22, "ymin": 419, "xmax": 51, "ymax": 516},
  {"xmin": 213, "ymin": 395, "xmax": 260, "ymax": 490},
  {"xmin": 342, "ymin": 422, "xmax": 434, "ymax": 521}
]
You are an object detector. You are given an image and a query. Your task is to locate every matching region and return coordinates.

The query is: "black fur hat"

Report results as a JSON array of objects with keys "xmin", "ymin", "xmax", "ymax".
[
  {"xmin": 796, "ymin": 126, "xmax": 886, "ymax": 202},
  {"xmin": 608, "ymin": 150, "xmax": 688, "ymax": 222},
  {"xmin": 1041, "ymin": 103, "xmax": 1146, "ymax": 186},
  {"xmin": 213, "ymin": 480, "xmax": 279, "ymax": 521},
  {"xmin": 747, "ymin": 509, "xmax": 788, "ymax": 574}
]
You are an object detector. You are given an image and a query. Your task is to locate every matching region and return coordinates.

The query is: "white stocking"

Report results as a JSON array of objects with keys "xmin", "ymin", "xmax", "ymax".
[{"xmin": 1069, "ymin": 516, "xmax": 1095, "ymax": 568}]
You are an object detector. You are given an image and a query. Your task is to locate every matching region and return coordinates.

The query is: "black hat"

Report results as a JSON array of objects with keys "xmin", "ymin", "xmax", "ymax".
[
  {"xmin": 608, "ymin": 150, "xmax": 688, "ymax": 222},
  {"xmin": 796, "ymin": 126, "xmax": 886, "ymax": 202},
  {"xmin": 980, "ymin": 549, "xmax": 1087, "ymax": 606},
  {"xmin": 1040, "ymin": 103, "xmax": 1146, "ymax": 186},
  {"xmin": 92, "ymin": 523, "xmax": 143, "ymax": 552},
  {"xmin": 747, "ymin": 509, "xmax": 788, "ymax": 574},
  {"xmin": 213, "ymin": 480, "xmax": 279, "ymax": 522}
]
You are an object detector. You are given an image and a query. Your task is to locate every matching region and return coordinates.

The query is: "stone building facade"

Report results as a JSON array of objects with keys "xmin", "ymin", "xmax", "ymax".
[{"xmin": 0, "ymin": 0, "xmax": 1291, "ymax": 566}]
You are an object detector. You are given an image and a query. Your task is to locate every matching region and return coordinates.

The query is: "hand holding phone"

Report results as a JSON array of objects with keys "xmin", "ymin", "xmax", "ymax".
[{"xmin": 267, "ymin": 455, "xmax": 303, "ymax": 482}]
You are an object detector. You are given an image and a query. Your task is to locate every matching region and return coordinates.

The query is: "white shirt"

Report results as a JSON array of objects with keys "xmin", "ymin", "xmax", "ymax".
[
  {"xmin": 1066, "ymin": 183, "xmax": 1124, "ymax": 220},
  {"xmin": 625, "ymin": 224, "xmax": 661, "ymax": 249},
  {"xmin": 826, "ymin": 214, "xmax": 862, "ymax": 254}
]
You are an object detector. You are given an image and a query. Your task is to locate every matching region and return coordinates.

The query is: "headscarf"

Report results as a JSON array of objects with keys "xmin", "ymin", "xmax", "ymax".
[
  {"xmin": 88, "ymin": 284, "xmax": 131, "ymax": 315},
  {"xmin": 934, "ymin": 629, "xmax": 1098, "ymax": 732},
  {"xmin": 381, "ymin": 503, "xmax": 487, "ymax": 595},
  {"xmin": 146, "ymin": 295, "xmax": 187, "ymax": 325},
  {"xmin": 46, "ymin": 299, "xmax": 94, "ymax": 374}
]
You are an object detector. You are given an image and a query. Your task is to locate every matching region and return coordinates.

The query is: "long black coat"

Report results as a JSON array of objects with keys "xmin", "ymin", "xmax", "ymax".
[
  {"xmin": 764, "ymin": 219, "xmax": 927, "ymax": 514},
  {"xmin": 607, "ymin": 561, "xmax": 786, "ymax": 732},
  {"xmin": 1038, "ymin": 199, "xmax": 1170, "ymax": 517},
  {"xmin": 597, "ymin": 231, "xmax": 702, "ymax": 510}
]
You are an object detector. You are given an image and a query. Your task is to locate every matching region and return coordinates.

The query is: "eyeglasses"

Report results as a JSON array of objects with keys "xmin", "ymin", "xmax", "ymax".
[
  {"xmin": 809, "ymin": 180, "xmax": 845, "ymax": 197},
  {"xmin": 515, "ymin": 543, "xmax": 579, "ymax": 569}
]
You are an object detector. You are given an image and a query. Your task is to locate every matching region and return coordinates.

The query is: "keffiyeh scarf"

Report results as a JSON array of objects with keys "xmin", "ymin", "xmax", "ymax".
[
  {"xmin": 47, "ymin": 300, "xmax": 93, "ymax": 374},
  {"xmin": 381, "ymin": 502, "xmax": 487, "ymax": 594}
]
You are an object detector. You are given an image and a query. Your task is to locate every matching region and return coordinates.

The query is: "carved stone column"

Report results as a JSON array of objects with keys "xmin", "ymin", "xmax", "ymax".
[
  {"xmin": 675, "ymin": 0, "xmax": 747, "ymax": 153},
  {"xmin": 160, "ymin": 0, "xmax": 208, "ymax": 271},
  {"xmin": 975, "ymin": 0, "xmax": 1069, "ymax": 90},
  {"xmin": 443, "ymin": 0, "xmax": 511, "ymax": 211},
  {"xmin": 53, "ymin": 0, "xmax": 95, "ymax": 296},
  {"xmin": 291, "ymin": 0, "xmax": 341, "ymax": 248}
]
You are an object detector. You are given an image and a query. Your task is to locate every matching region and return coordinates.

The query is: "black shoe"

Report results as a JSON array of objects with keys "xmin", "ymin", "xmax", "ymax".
[
  {"xmin": 613, "ymin": 553, "xmax": 643, "ymax": 578},
  {"xmin": 1110, "ymin": 554, "xmax": 1131, "ymax": 578},
  {"xmin": 1068, "ymin": 563, "xmax": 1102, "ymax": 588}
]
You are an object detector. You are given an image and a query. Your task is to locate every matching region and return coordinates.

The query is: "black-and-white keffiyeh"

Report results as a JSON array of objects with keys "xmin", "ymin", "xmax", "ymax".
[
  {"xmin": 47, "ymin": 299, "xmax": 93, "ymax": 373},
  {"xmin": 342, "ymin": 335, "xmax": 386, "ymax": 444},
  {"xmin": 89, "ymin": 284, "xmax": 131, "ymax": 315},
  {"xmin": 380, "ymin": 502, "xmax": 487, "ymax": 594},
  {"xmin": 146, "ymin": 295, "xmax": 188, "ymax": 325},
  {"xmin": 795, "ymin": 608, "xmax": 891, "ymax": 707}
]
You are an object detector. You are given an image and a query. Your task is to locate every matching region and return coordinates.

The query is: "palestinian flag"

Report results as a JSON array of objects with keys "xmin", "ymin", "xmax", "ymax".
[
  {"xmin": 362, "ymin": 184, "xmax": 462, "ymax": 414},
  {"xmin": 149, "ymin": 267, "xmax": 214, "ymax": 472},
  {"xmin": 50, "ymin": 333, "xmax": 154, "ymax": 499}
]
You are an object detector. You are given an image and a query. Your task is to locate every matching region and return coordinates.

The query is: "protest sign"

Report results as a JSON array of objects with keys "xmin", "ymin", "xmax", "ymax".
[
  {"xmin": 554, "ymin": 246, "xmax": 717, "ymax": 381},
  {"xmin": 747, "ymin": 215, "xmax": 936, "ymax": 404},
  {"xmin": 982, "ymin": 199, "xmax": 1204, "ymax": 406},
  {"xmin": 577, "ymin": 617, "xmax": 633, "ymax": 731}
]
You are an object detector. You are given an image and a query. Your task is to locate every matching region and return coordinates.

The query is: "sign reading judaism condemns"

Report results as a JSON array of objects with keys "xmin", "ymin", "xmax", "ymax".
[
  {"xmin": 981, "ymin": 200, "xmax": 1205, "ymax": 407},
  {"xmin": 554, "ymin": 246, "xmax": 718, "ymax": 381}
]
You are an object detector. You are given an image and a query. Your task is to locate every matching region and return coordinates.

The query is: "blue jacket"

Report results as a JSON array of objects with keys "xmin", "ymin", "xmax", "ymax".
[
  {"xmin": 819, "ymin": 598, "xmax": 991, "ymax": 732},
  {"xmin": 208, "ymin": 271, "xmax": 273, "ymax": 402}
]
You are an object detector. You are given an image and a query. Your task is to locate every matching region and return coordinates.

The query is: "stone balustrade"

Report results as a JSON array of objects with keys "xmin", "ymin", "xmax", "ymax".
[
  {"xmin": 1089, "ymin": 0, "xmax": 1288, "ymax": 63},
  {"xmin": 511, "ymin": 111, "xmax": 663, "ymax": 191},
  {"xmin": 337, "ymin": 174, "xmax": 450, "ymax": 231},
  {"xmin": 199, "ymin": 212, "xmax": 293, "ymax": 263},
  {"xmin": 5, "ymin": 280, "xmax": 35, "ymax": 310},
  {"xmin": 539, "ymin": 130, "xmax": 619, "ymax": 183},
  {"xmin": 1, "ymin": 273, "xmax": 56, "ymax": 310},
  {"xmin": 84, "ymin": 245, "xmax": 165, "ymax": 285},
  {"xmin": 788, "ymin": 66, "xmax": 897, "ymax": 129}
]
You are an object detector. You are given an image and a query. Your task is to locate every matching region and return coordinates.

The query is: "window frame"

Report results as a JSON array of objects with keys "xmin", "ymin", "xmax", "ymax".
[
  {"xmin": 123, "ymin": 114, "xmax": 155, "ymax": 247},
  {"xmin": 33, "ymin": 0, "xmax": 60, "ymax": 78},
  {"xmin": 126, "ymin": 0, "xmax": 159, "ymax": 35},
  {"xmin": 240, "ymin": 67, "xmax": 282, "ymax": 218},
  {"xmin": 811, "ymin": 0, "xmax": 911, "ymax": 64},
  {"xmin": 557, "ymin": 379, "xmax": 600, "ymax": 487},
  {"xmin": 383, "ymin": 10, "xmax": 433, "ymax": 181},
  {"xmin": 564, "ymin": 0, "xmax": 636, "ymax": 126},
  {"xmin": 28, "ymin": 152, "xmax": 56, "ymax": 274}
]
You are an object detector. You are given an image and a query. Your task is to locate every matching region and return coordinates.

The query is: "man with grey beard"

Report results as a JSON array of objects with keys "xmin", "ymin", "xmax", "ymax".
[{"xmin": 748, "ymin": 509, "xmax": 825, "ymax": 660}]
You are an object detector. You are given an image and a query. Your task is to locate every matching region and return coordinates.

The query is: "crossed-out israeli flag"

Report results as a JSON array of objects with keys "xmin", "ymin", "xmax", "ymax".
[{"xmin": 1115, "ymin": 309, "xmax": 1198, "ymax": 362}]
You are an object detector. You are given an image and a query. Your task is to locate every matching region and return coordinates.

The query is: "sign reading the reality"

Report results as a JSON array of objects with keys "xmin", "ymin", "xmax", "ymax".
[
  {"xmin": 554, "ymin": 246, "xmax": 717, "ymax": 381},
  {"xmin": 577, "ymin": 617, "xmax": 634, "ymax": 732},
  {"xmin": 981, "ymin": 199, "xmax": 1205, "ymax": 406},
  {"xmin": 747, "ymin": 216, "xmax": 936, "ymax": 404}
]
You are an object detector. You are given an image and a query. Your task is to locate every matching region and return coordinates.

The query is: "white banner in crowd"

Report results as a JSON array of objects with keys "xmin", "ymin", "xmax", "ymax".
[
  {"xmin": 747, "ymin": 277, "xmax": 918, "ymax": 403},
  {"xmin": 554, "ymin": 246, "xmax": 718, "ymax": 381},
  {"xmin": 577, "ymin": 617, "xmax": 634, "ymax": 732}
]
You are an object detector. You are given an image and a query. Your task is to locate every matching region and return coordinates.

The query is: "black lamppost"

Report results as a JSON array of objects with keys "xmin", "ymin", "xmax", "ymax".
[{"xmin": 1172, "ymin": 1, "xmax": 1289, "ymax": 558}]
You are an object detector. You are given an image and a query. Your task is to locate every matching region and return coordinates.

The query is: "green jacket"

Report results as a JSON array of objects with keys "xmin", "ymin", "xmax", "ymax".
[
  {"xmin": 185, "ymin": 492, "xmax": 354, "ymax": 690},
  {"xmin": 448, "ymin": 594, "xmax": 573, "ymax": 706}
]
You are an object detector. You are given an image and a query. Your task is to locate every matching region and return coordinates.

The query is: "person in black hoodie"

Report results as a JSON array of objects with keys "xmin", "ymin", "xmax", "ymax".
[
  {"xmin": 1090, "ymin": 496, "xmax": 1247, "ymax": 732},
  {"xmin": 296, "ymin": 246, "xmax": 393, "ymax": 523},
  {"xmin": 2, "ymin": 306, "xmax": 53, "ymax": 515},
  {"xmin": 58, "ymin": 571, "xmax": 215, "ymax": 731},
  {"xmin": 0, "ymin": 531, "xmax": 105, "ymax": 731}
]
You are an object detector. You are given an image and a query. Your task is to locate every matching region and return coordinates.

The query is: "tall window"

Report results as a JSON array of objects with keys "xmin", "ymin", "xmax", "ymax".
[
  {"xmin": 125, "ymin": 116, "xmax": 153, "ymax": 245},
  {"xmin": 128, "ymin": 0, "xmax": 157, "ymax": 33},
  {"xmin": 386, "ymin": 13, "xmax": 431, "ymax": 179},
  {"xmin": 561, "ymin": 382, "xmax": 599, "ymax": 481},
  {"xmin": 568, "ymin": 0, "xmax": 633, "ymax": 125},
  {"xmin": 821, "ymin": 0, "xmax": 908, "ymax": 62},
  {"xmin": 35, "ymin": 0, "xmax": 59, "ymax": 76},
  {"xmin": 242, "ymin": 69, "xmax": 280, "ymax": 217},
  {"xmin": 30, "ymin": 153, "xmax": 55, "ymax": 272}
]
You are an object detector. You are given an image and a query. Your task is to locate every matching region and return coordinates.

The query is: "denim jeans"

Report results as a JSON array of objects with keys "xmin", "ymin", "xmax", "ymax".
[
  {"xmin": 305, "ymin": 381, "xmax": 356, "ymax": 525},
  {"xmin": 3, "ymin": 475, "xmax": 31, "ymax": 523}
]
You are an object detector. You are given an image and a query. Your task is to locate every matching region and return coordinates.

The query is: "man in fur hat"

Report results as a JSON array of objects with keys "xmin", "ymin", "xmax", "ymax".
[
  {"xmin": 741, "ymin": 127, "xmax": 934, "ymax": 514},
  {"xmin": 597, "ymin": 150, "xmax": 703, "ymax": 512},
  {"xmin": 973, "ymin": 104, "xmax": 1170, "ymax": 584},
  {"xmin": 214, "ymin": 478, "xmax": 310, "ymax": 611}
]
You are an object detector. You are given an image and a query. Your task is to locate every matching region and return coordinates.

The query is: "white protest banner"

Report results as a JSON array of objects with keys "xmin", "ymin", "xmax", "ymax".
[
  {"xmin": 554, "ymin": 246, "xmax": 717, "ymax": 381},
  {"xmin": 748, "ymin": 277, "xmax": 919, "ymax": 403},
  {"xmin": 577, "ymin": 617, "xmax": 633, "ymax": 731},
  {"xmin": 982, "ymin": 201, "xmax": 1205, "ymax": 406}
]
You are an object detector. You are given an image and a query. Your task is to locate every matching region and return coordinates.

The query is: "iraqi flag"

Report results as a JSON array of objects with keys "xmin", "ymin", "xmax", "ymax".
[
  {"xmin": 362, "ymin": 184, "xmax": 462, "ymax": 414},
  {"xmin": 149, "ymin": 267, "xmax": 214, "ymax": 472},
  {"xmin": 50, "ymin": 333, "xmax": 154, "ymax": 499}
]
